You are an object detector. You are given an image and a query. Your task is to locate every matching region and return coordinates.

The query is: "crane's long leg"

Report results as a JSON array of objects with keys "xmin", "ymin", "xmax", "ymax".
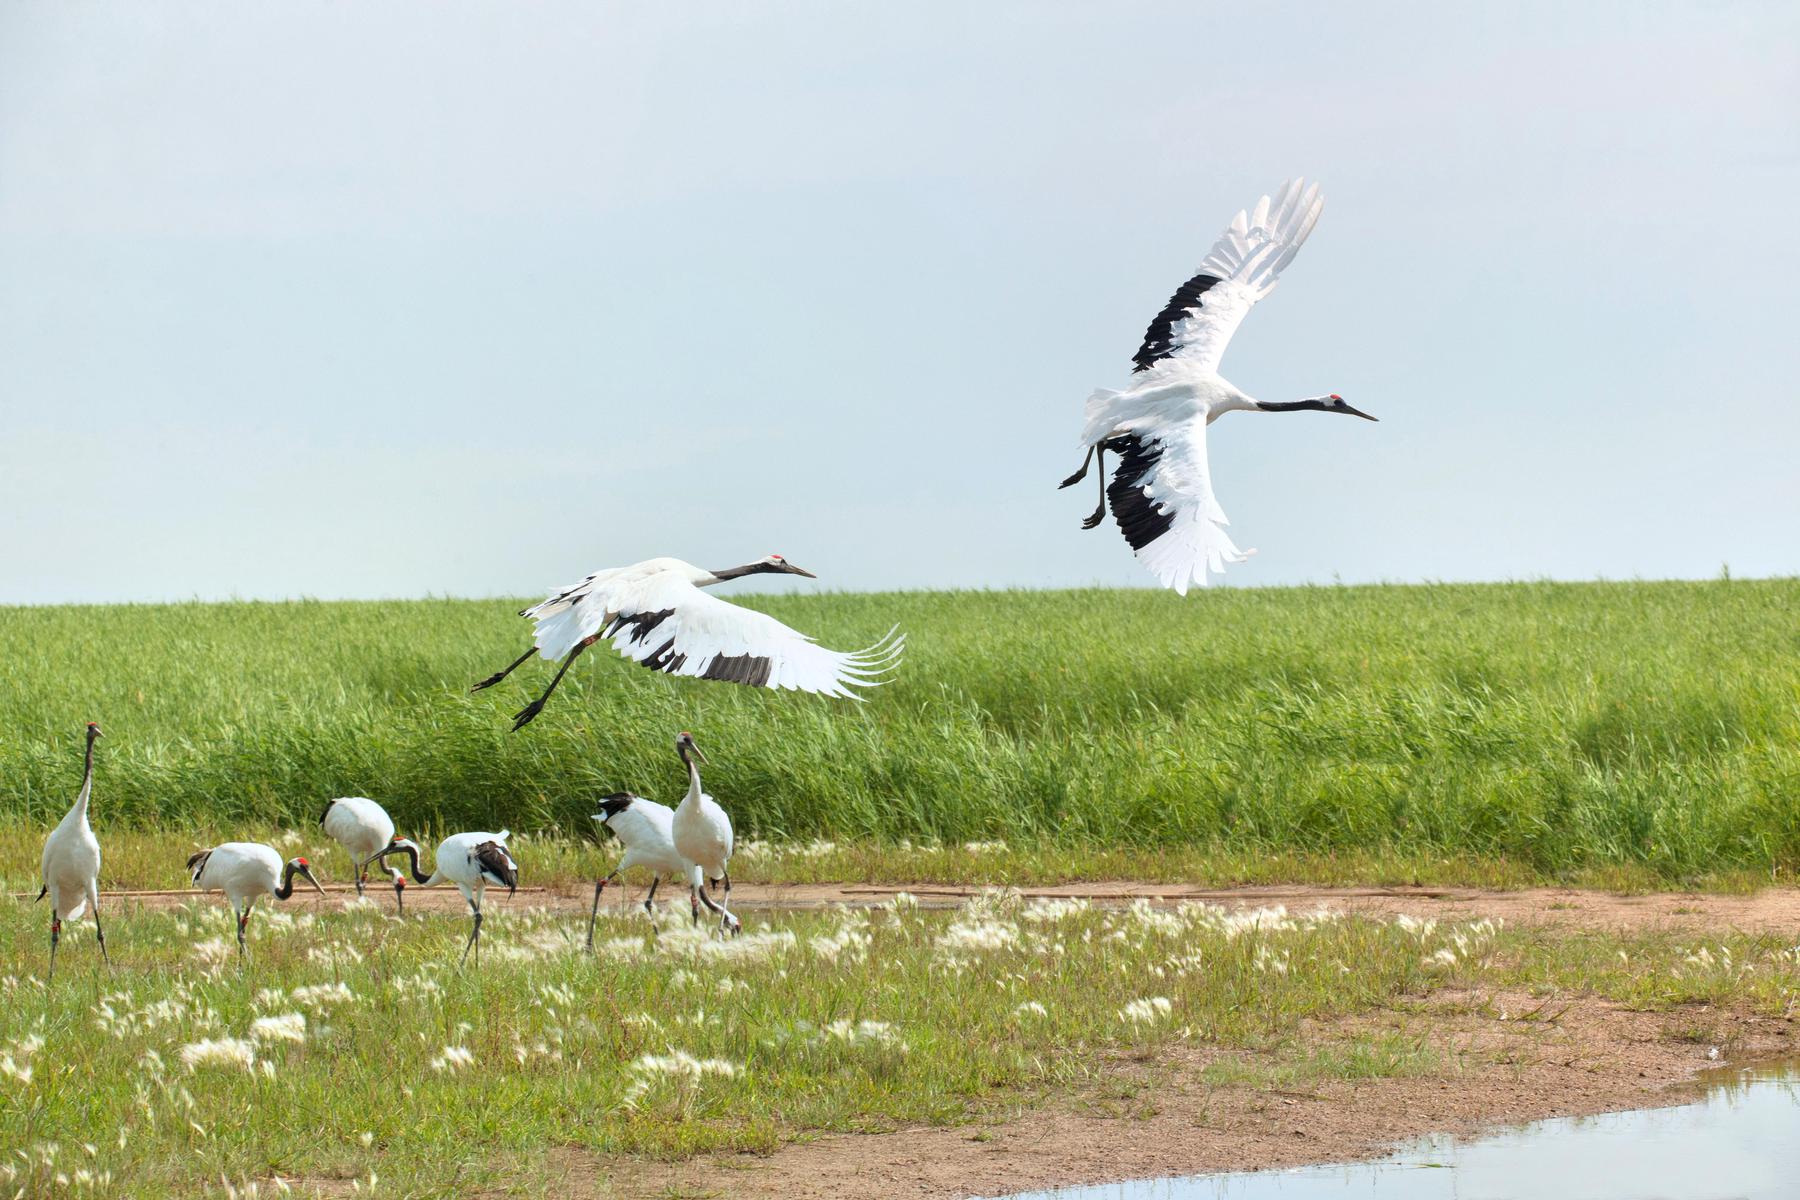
[
  {"xmin": 718, "ymin": 872, "xmax": 741, "ymax": 937},
  {"xmin": 1081, "ymin": 444, "xmax": 1109, "ymax": 530},
  {"xmin": 472, "ymin": 644, "xmax": 538, "ymax": 693},
  {"xmin": 1058, "ymin": 445, "xmax": 1095, "ymax": 490},
  {"xmin": 89, "ymin": 883, "xmax": 110, "ymax": 967},
  {"xmin": 236, "ymin": 904, "xmax": 251, "ymax": 958},
  {"xmin": 511, "ymin": 637, "xmax": 595, "ymax": 731},
  {"xmin": 47, "ymin": 916, "xmax": 61, "ymax": 983},
  {"xmin": 587, "ymin": 867, "xmax": 620, "ymax": 951},
  {"xmin": 642, "ymin": 876, "xmax": 661, "ymax": 932},
  {"xmin": 459, "ymin": 896, "xmax": 483, "ymax": 967}
]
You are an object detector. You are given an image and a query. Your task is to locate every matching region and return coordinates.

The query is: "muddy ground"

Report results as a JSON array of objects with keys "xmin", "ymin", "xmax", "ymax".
[{"xmin": 54, "ymin": 881, "xmax": 1800, "ymax": 1198}]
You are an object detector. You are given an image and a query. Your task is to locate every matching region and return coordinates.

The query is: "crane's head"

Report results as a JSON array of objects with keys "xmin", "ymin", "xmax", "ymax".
[
  {"xmin": 1324, "ymin": 394, "xmax": 1378, "ymax": 421},
  {"xmin": 675, "ymin": 730, "xmax": 709, "ymax": 764},
  {"xmin": 284, "ymin": 857, "xmax": 326, "ymax": 895},
  {"xmin": 86, "ymin": 722, "xmax": 103, "ymax": 739},
  {"xmin": 759, "ymin": 553, "xmax": 816, "ymax": 578}
]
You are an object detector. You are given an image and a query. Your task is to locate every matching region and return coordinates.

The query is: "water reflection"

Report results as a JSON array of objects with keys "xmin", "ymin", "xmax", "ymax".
[{"xmin": 992, "ymin": 1059, "xmax": 1800, "ymax": 1200}]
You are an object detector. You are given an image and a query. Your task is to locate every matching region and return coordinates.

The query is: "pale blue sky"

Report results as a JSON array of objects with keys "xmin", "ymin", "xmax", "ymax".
[{"xmin": 2, "ymin": 1, "xmax": 1796, "ymax": 604}]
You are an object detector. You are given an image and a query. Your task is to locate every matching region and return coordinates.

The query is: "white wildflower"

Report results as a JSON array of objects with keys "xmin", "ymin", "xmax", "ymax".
[
  {"xmin": 180, "ymin": 1039, "xmax": 257, "ymax": 1072},
  {"xmin": 249, "ymin": 1013, "xmax": 307, "ymax": 1044}
]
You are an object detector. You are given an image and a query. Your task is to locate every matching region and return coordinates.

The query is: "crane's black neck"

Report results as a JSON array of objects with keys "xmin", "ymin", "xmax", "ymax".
[
  {"xmin": 708, "ymin": 562, "xmax": 782, "ymax": 583},
  {"xmin": 1256, "ymin": 397, "xmax": 1334, "ymax": 413},
  {"xmin": 390, "ymin": 842, "xmax": 432, "ymax": 885},
  {"xmin": 274, "ymin": 861, "xmax": 302, "ymax": 901},
  {"xmin": 677, "ymin": 743, "xmax": 702, "ymax": 789}
]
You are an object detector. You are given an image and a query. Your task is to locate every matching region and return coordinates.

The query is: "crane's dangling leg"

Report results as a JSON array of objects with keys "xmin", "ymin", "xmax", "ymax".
[
  {"xmin": 1058, "ymin": 444, "xmax": 1095, "ymax": 490},
  {"xmin": 1081, "ymin": 444, "xmax": 1109, "ymax": 530},
  {"xmin": 89, "ymin": 883, "xmax": 110, "ymax": 967},
  {"xmin": 472, "ymin": 644, "xmax": 538, "ymax": 693},
  {"xmin": 47, "ymin": 916, "xmax": 61, "ymax": 983},
  {"xmin": 511, "ymin": 637, "xmax": 596, "ymax": 731},
  {"xmin": 460, "ymin": 897, "xmax": 484, "ymax": 967},
  {"xmin": 587, "ymin": 867, "xmax": 621, "ymax": 951}
]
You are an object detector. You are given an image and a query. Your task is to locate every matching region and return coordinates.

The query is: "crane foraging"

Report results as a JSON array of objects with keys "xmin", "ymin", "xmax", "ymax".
[
  {"xmin": 1062, "ymin": 179, "xmax": 1376, "ymax": 593},
  {"xmin": 366, "ymin": 831, "xmax": 517, "ymax": 964},
  {"xmin": 472, "ymin": 555, "xmax": 902, "ymax": 730},
  {"xmin": 186, "ymin": 843, "xmax": 325, "ymax": 958},
  {"xmin": 318, "ymin": 795, "xmax": 408, "ymax": 911},
  {"xmin": 587, "ymin": 791, "xmax": 700, "ymax": 947},
  {"xmin": 37, "ymin": 722, "xmax": 109, "ymax": 980},
  {"xmin": 669, "ymin": 732, "xmax": 740, "ymax": 937}
]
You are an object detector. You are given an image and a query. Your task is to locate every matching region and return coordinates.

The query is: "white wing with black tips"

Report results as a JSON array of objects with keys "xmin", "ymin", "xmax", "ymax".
[
  {"xmin": 1133, "ymin": 179, "xmax": 1324, "ymax": 376},
  {"xmin": 1105, "ymin": 422, "xmax": 1250, "ymax": 595}
]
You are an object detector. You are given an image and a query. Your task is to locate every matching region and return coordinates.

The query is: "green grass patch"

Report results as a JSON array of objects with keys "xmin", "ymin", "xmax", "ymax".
[{"xmin": 4, "ymin": 580, "xmax": 1800, "ymax": 885}]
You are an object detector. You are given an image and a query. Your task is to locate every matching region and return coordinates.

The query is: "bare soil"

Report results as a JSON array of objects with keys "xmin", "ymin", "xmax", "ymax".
[
  {"xmin": 586, "ymin": 993, "xmax": 1796, "ymax": 1200},
  {"xmin": 73, "ymin": 879, "xmax": 1800, "ymax": 938}
]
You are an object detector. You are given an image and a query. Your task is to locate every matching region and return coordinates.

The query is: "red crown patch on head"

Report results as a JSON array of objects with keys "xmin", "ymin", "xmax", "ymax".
[
  {"xmin": 296, "ymin": 857, "xmax": 309, "ymax": 867},
  {"xmin": 1330, "ymin": 394, "xmax": 1342, "ymax": 401}
]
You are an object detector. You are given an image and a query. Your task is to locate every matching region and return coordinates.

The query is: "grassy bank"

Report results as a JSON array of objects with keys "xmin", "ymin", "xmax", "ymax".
[
  {"xmin": 3, "ymin": 581, "xmax": 1799, "ymax": 883},
  {"xmin": 3, "ymin": 894, "xmax": 1797, "ymax": 1197}
]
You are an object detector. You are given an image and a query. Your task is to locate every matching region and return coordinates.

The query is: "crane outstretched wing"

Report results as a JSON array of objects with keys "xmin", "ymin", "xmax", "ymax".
[
  {"xmin": 1106, "ymin": 420, "xmax": 1251, "ymax": 594},
  {"xmin": 595, "ymin": 572, "xmax": 903, "ymax": 698},
  {"xmin": 1132, "ymin": 179, "xmax": 1324, "ymax": 375}
]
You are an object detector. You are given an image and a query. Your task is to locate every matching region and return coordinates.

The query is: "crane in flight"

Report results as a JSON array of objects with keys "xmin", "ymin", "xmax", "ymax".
[{"xmin": 1061, "ymin": 179, "xmax": 1376, "ymax": 593}]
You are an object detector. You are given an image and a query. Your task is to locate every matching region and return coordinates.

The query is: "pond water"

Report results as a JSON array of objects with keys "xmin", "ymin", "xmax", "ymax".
[{"xmin": 991, "ymin": 1058, "xmax": 1800, "ymax": 1200}]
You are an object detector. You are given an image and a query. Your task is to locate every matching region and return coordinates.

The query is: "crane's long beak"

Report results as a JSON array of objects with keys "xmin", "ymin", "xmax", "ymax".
[
  {"xmin": 1343, "ymin": 405, "xmax": 1378, "ymax": 422},
  {"xmin": 691, "ymin": 743, "xmax": 710, "ymax": 764},
  {"xmin": 781, "ymin": 562, "xmax": 817, "ymax": 579},
  {"xmin": 302, "ymin": 867, "xmax": 325, "ymax": 895}
]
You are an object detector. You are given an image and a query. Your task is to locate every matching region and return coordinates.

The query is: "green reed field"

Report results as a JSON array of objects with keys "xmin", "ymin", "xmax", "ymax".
[{"xmin": 2, "ymin": 580, "xmax": 1798, "ymax": 886}]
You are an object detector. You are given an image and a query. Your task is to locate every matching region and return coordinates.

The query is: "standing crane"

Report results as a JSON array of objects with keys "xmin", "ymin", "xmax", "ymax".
[
  {"xmin": 587, "ymin": 791, "xmax": 701, "ymax": 947},
  {"xmin": 37, "ymin": 722, "xmax": 108, "ymax": 980},
  {"xmin": 472, "ymin": 555, "xmax": 903, "ymax": 730},
  {"xmin": 366, "ymin": 831, "xmax": 517, "ymax": 964},
  {"xmin": 318, "ymin": 796, "xmax": 407, "ymax": 911},
  {"xmin": 186, "ymin": 843, "xmax": 325, "ymax": 958},
  {"xmin": 1061, "ymin": 179, "xmax": 1376, "ymax": 593},
  {"xmin": 669, "ymin": 732, "xmax": 740, "ymax": 937}
]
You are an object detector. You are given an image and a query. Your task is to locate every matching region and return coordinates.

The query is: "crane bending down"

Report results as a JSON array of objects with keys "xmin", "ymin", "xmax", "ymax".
[
  {"xmin": 587, "ymin": 792, "xmax": 700, "ymax": 948},
  {"xmin": 368, "ymin": 831, "xmax": 518, "ymax": 964},
  {"xmin": 38, "ymin": 722, "xmax": 108, "ymax": 980},
  {"xmin": 187, "ymin": 843, "xmax": 325, "ymax": 958},
  {"xmin": 473, "ymin": 555, "xmax": 903, "ymax": 731},
  {"xmin": 318, "ymin": 796, "xmax": 407, "ymax": 911},
  {"xmin": 1062, "ymin": 179, "xmax": 1376, "ymax": 593},
  {"xmin": 669, "ymin": 731, "xmax": 740, "ymax": 937}
]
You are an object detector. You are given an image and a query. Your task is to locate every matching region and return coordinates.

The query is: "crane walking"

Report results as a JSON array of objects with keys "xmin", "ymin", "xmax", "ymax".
[
  {"xmin": 1062, "ymin": 179, "xmax": 1376, "ymax": 593},
  {"xmin": 587, "ymin": 791, "xmax": 700, "ymax": 947},
  {"xmin": 366, "ymin": 831, "xmax": 518, "ymax": 964},
  {"xmin": 37, "ymin": 722, "xmax": 109, "ymax": 980},
  {"xmin": 473, "ymin": 555, "xmax": 902, "ymax": 730},
  {"xmin": 318, "ymin": 795, "xmax": 408, "ymax": 911},
  {"xmin": 186, "ymin": 843, "xmax": 325, "ymax": 958},
  {"xmin": 669, "ymin": 732, "xmax": 740, "ymax": 936}
]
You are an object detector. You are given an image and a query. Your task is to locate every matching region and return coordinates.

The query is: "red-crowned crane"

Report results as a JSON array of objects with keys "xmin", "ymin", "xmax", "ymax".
[
  {"xmin": 669, "ymin": 732, "xmax": 739, "ymax": 937},
  {"xmin": 1062, "ymin": 179, "xmax": 1376, "ymax": 594},
  {"xmin": 37, "ymin": 722, "xmax": 108, "ymax": 980},
  {"xmin": 367, "ymin": 831, "xmax": 517, "ymax": 964},
  {"xmin": 587, "ymin": 791, "xmax": 700, "ymax": 947},
  {"xmin": 186, "ymin": 843, "xmax": 325, "ymax": 958},
  {"xmin": 472, "ymin": 555, "xmax": 903, "ymax": 730},
  {"xmin": 318, "ymin": 796, "xmax": 407, "ymax": 911}
]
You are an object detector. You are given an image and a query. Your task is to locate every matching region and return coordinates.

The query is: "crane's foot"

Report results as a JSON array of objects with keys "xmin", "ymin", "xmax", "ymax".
[
  {"xmin": 470, "ymin": 671, "xmax": 508, "ymax": 693},
  {"xmin": 1058, "ymin": 446, "xmax": 1095, "ymax": 489},
  {"xmin": 1081, "ymin": 498, "xmax": 1107, "ymax": 530},
  {"xmin": 510, "ymin": 700, "xmax": 547, "ymax": 732}
]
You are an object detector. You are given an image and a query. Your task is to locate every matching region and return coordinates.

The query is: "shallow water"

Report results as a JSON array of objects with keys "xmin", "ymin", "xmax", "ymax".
[{"xmin": 992, "ymin": 1059, "xmax": 1800, "ymax": 1200}]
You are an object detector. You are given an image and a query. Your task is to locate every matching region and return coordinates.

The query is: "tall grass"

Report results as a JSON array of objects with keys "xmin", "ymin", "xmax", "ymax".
[{"xmin": 3, "ymin": 580, "xmax": 1798, "ymax": 882}]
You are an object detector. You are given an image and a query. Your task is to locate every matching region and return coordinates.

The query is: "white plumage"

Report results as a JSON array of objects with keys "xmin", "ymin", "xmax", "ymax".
[
  {"xmin": 668, "ymin": 731, "xmax": 740, "ymax": 936},
  {"xmin": 187, "ymin": 841, "xmax": 324, "ymax": 957},
  {"xmin": 1064, "ymin": 179, "xmax": 1376, "ymax": 593},
  {"xmin": 473, "ymin": 554, "xmax": 903, "ymax": 730},
  {"xmin": 586, "ymin": 791, "xmax": 701, "ymax": 946},
  {"xmin": 318, "ymin": 795, "xmax": 407, "ymax": 910},
  {"xmin": 37, "ymin": 722, "xmax": 108, "ymax": 979},
  {"xmin": 372, "ymin": 830, "xmax": 518, "ymax": 964}
]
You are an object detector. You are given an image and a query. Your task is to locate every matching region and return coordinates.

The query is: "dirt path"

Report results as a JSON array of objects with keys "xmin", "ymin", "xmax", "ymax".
[
  {"xmin": 55, "ymin": 880, "xmax": 1800, "ymax": 936},
  {"xmin": 589, "ymin": 993, "xmax": 1798, "ymax": 1200}
]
